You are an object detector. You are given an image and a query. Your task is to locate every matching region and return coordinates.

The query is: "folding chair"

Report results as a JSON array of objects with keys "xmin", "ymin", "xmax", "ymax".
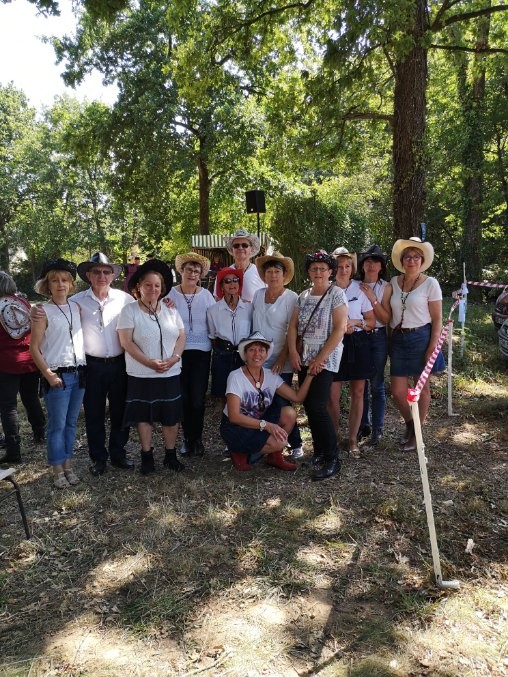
[{"xmin": 0, "ymin": 468, "xmax": 31, "ymax": 539}]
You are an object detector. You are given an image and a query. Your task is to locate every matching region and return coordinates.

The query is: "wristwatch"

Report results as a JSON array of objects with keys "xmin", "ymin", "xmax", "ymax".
[{"xmin": 259, "ymin": 420, "xmax": 267, "ymax": 431}]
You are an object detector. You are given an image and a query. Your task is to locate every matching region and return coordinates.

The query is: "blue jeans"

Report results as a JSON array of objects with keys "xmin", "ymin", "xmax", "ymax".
[
  {"xmin": 44, "ymin": 371, "xmax": 85, "ymax": 466},
  {"xmin": 273, "ymin": 372, "xmax": 302, "ymax": 449},
  {"xmin": 298, "ymin": 367, "xmax": 337, "ymax": 461},
  {"xmin": 361, "ymin": 329, "xmax": 388, "ymax": 432}
]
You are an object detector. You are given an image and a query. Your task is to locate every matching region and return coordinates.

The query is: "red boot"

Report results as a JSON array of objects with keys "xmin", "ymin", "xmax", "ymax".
[
  {"xmin": 265, "ymin": 451, "xmax": 297, "ymax": 471},
  {"xmin": 230, "ymin": 452, "xmax": 253, "ymax": 471}
]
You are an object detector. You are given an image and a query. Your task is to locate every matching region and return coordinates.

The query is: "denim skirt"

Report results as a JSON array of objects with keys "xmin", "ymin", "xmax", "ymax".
[
  {"xmin": 334, "ymin": 331, "xmax": 376, "ymax": 381},
  {"xmin": 220, "ymin": 403, "xmax": 281, "ymax": 464},
  {"xmin": 390, "ymin": 323, "xmax": 445, "ymax": 377}
]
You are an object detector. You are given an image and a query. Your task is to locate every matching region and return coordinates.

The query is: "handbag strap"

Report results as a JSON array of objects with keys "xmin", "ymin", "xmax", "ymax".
[{"xmin": 300, "ymin": 285, "xmax": 333, "ymax": 341}]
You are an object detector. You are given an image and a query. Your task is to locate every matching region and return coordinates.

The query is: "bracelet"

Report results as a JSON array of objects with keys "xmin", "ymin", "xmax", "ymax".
[
  {"xmin": 173, "ymin": 353, "xmax": 181, "ymax": 360},
  {"xmin": 372, "ymin": 300, "xmax": 378, "ymax": 307}
]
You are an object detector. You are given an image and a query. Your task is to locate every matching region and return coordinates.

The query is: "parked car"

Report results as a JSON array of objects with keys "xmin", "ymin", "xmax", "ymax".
[
  {"xmin": 498, "ymin": 318, "xmax": 508, "ymax": 359},
  {"xmin": 493, "ymin": 288, "xmax": 508, "ymax": 330}
]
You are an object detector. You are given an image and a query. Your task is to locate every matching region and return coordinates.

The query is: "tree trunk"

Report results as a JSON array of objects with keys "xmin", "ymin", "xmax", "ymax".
[
  {"xmin": 197, "ymin": 137, "xmax": 210, "ymax": 235},
  {"xmin": 392, "ymin": 0, "xmax": 428, "ymax": 240},
  {"xmin": 0, "ymin": 215, "xmax": 11, "ymax": 272},
  {"xmin": 460, "ymin": 9, "xmax": 490, "ymax": 285}
]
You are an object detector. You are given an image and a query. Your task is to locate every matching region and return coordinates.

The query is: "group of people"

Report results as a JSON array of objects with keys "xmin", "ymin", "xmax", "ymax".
[{"xmin": 0, "ymin": 229, "xmax": 445, "ymax": 486}]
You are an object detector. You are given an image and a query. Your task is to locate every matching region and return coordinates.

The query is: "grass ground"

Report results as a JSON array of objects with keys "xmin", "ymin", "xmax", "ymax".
[{"xmin": 1, "ymin": 302, "xmax": 507, "ymax": 676}]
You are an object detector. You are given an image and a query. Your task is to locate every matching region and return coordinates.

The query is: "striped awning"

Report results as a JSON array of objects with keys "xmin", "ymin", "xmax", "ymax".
[{"xmin": 191, "ymin": 233, "xmax": 274, "ymax": 249}]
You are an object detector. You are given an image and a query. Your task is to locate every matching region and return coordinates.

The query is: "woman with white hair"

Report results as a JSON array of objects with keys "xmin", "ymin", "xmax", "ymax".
[
  {"xmin": 218, "ymin": 229, "xmax": 265, "ymax": 302},
  {"xmin": 389, "ymin": 237, "xmax": 445, "ymax": 452}
]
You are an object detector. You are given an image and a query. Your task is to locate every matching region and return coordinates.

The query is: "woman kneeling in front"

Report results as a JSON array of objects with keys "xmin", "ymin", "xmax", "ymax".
[{"xmin": 220, "ymin": 332, "xmax": 314, "ymax": 472}]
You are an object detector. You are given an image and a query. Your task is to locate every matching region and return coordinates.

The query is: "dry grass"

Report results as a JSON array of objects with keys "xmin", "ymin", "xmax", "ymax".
[{"xmin": 1, "ymin": 304, "xmax": 507, "ymax": 676}]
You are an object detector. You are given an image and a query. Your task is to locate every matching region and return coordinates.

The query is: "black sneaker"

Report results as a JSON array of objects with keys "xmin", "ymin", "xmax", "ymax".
[
  {"xmin": 89, "ymin": 461, "xmax": 107, "ymax": 476},
  {"xmin": 357, "ymin": 425, "xmax": 371, "ymax": 441}
]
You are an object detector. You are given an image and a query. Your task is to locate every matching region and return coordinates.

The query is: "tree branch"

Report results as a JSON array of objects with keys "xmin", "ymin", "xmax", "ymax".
[
  {"xmin": 430, "ymin": 43, "xmax": 508, "ymax": 55},
  {"xmin": 342, "ymin": 111, "xmax": 394, "ymax": 125},
  {"xmin": 433, "ymin": 5, "xmax": 508, "ymax": 32}
]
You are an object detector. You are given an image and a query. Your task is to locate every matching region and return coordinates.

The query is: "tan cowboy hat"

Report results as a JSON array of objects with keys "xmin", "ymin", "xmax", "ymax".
[
  {"xmin": 391, "ymin": 237, "xmax": 434, "ymax": 273},
  {"xmin": 332, "ymin": 247, "xmax": 357, "ymax": 275},
  {"xmin": 224, "ymin": 229, "xmax": 261, "ymax": 257},
  {"xmin": 175, "ymin": 252, "xmax": 210, "ymax": 277},
  {"xmin": 255, "ymin": 251, "xmax": 294, "ymax": 285}
]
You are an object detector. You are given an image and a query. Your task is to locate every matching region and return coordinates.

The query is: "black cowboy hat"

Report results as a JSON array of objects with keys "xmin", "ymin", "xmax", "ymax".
[
  {"xmin": 38, "ymin": 258, "xmax": 77, "ymax": 280},
  {"xmin": 128, "ymin": 259, "xmax": 173, "ymax": 297}
]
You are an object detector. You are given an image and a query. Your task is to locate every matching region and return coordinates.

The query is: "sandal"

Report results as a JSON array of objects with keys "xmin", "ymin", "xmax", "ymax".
[
  {"xmin": 64, "ymin": 469, "xmax": 80, "ymax": 485},
  {"xmin": 53, "ymin": 472, "xmax": 70, "ymax": 489},
  {"xmin": 349, "ymin": 446, "xmax": 361, "ymax": 459}
]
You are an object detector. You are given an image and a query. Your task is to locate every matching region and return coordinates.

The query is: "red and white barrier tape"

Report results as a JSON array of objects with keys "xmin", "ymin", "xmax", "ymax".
[
  {"xmin": 467, "ymin": 281, "xmax": 507, "ymax": 289},
  {"xmin": 407, "ymin": 298, "xmax": 460, "ymax": 402}
]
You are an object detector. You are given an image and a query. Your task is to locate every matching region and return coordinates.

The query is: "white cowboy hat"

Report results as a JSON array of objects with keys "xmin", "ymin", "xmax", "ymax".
[
  {"xmin": 174, "ymin": 252, "xmax": 210, "ymax": 277},
  {"xmin": 332, "ymin": 247, "xmax": 358, "ymax": 275},
  {"xmin": 224, "ymin": 229, "xmax": 261, "ymax": 257},
  {"xmin": 391, "ymin": 237, "xmax": 434, "ymax": 273},
  {"xmin": 238, "ymin": 332, "xmax": 274, "ymax": 362},
  {"xmin": 255, "ymin": 251, "xmax": 294, "ymax": 285}
]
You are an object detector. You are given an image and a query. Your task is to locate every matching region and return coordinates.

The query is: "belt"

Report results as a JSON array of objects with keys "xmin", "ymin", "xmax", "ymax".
[
  {"xmin": 86, "ymin": 354, "xmax": 124, "ymax": 364},
  {"xmin": 213, "ymin": 338, "xmax": 238, "ymax": 352},
  {"xmin": 398, "ymin": 324, "xmax": 429, "ymax": 333},
  {"xmin": 56, "ymin": 365, "xmax": 86, "ymax": 373},
  {"xmin": 368, "ymin": 327, "xmax": 386, "ymax": 334}
]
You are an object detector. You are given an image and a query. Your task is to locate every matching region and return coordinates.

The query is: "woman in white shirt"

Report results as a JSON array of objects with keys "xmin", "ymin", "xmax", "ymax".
[
  {"xmin": 328, "ymin": 248, "xmax": 375, "ymax": 459},
  {"xmin": 389, "ymin": 237, "xmax": 445, "ymax": 452},
  {"xmin": 215, "ymin": 229, "xmax": 265, "ymax": 302},
  {"xmin": 118, "ymin": 260, "xmax": 186, "ymax": 475},
  {"xmin": 252, "ymin": 252, "xmax": 302, "ymax": 458},
  {"xmin": 30, "ymin": 259, "xmax": 86, "ymax": 489},
  {"xmin": 169, "ymin": 253, "xmax": 215, "ymax": 456}
]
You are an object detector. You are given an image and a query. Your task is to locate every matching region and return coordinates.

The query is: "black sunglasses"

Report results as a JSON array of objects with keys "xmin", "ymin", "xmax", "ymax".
[
  {"xmin": 233, "ymin": 243, "xmax": 250, "ymax": 249},
  {"xmin": 222, "ymin": 276, "xmax": 240, "ymax": 284}
]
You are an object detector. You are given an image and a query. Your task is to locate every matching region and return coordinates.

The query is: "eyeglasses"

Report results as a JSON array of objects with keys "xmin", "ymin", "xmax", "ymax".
[
  {"xmin": 403, "ymin": 255, "xmax": 422, "ymax": 261},
  {"xmin": 233, "ymin": 243, "xmax": 250, "ymax": 249},
  {"xmin": 222, "ymin": 277, "xmax": 240, "ymax": 284},
  {"xmin": 309, "ymin": 266, "xmax": 330, "ymax": 273},
  {"xmin": 183, "ymin": 268, "xmax": 202, "ymax": 275},
  {"xmin": 90, "ymin": 269, "xmax": 114, "ymax": 276}
]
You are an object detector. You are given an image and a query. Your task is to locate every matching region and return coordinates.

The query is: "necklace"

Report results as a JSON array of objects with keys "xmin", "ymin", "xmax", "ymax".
[
  {"xmin": 399, "ymin": 274, "xmax": 421, "ymax": 327},
  {"xmin": 139, "ymin": 300, "xmax": 164, "ymax": 360},
  {"xmin": 180, "ymin": 285, "xmax": 197, "ymax": 333},
  {"xmin": 50, "ymin": 299, "xmax": 77, "ymax": 367},
  {"xmin": 245, "ymin": 365, "xmax": 263, "ymax": 389},
  {"xmin": 265, "ymin": 289, "xmax": 283, "ymax": 304}
]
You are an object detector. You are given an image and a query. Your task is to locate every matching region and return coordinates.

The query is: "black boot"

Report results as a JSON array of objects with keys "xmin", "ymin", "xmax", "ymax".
[
  {"xmin": 194, "ymin": 439, "xmax": 205, "ymax": 456},
  {"xmin": 0, "ymin": 452, "xmax": 21, "ymax": 464},
  {"xmin": 402, "ymin": 422, "xmax": 417, "ymax": 452},
  {"xmin": 402, "ymin": 420, "xmax": 413, "ymax": 444},
  {"xmin": 312, "ymin": 457, "xmax": 341, "ymax": 481},
  {"xmin": 163, "ymin": 448, "xmax": 185, "ymax": 472},
  {"xmin": 140, "ymin": 449, "xmax": 155, "ymax": 475}
]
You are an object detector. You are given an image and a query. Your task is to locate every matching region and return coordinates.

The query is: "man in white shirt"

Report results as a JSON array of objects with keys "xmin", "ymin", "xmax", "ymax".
[{"xmin": 74, "ymin": 253, "xmax": 134, "ymax": 476}]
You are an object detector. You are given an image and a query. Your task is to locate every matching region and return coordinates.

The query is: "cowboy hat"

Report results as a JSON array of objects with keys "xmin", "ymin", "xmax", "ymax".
[
  {"xmin": 216, "ymin": 267, "xmax": 244, "ymax": 300},
  {"xmin": 174, "ymin": 252, "xmax": 210, "ymax": 277},
  {"xmin": 358, "ymin": 244, "xmax": 387, "ymax": 266},
  {"xmin": 77, "ymin": 252, "xmax": 123, "ymax": 282},
  {"xmin": 304, "ymin": 250, "xmax": 337, "ymax": 274},
  {"xmin": 224, "ymin": 229, "xmax": 261, "ymax": 257},
  {"xmin": 238, "ymin": 331, "xmax": 274, "ymax": 362},
  {"xmin": 391, "ymin": 237, "xmax": 434, "ymax": 273},
  {"xmin": 255, "ymin": 251, "xmax": 294, "ymax": 285},
  {"xmin": 38, "ymin": 258, "xmax": 77, "ymax": 280},
  {"xmin": 332, "ymin": 247, "xmax": 358, "ymax": 275},
  {"xmin": 128, "ymin": 259, "xmax": 173, "ymax": 297}
]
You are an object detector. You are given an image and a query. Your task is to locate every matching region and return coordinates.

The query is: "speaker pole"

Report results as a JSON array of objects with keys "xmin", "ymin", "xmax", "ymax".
[{"xmin": 257, "ymin": 212, "xmax": 260, "ymax": 238}]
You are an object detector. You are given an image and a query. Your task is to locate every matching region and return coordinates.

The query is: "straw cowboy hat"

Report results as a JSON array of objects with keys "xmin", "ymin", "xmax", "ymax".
[
  {"xmin": 77, "ymin": 252, "xmax": 123, "ymax": 283},
  {"xmin": 332, "ymin": 247, "xmax": 358, "ymax": 275},
  {"xmin": 238, "ymin": 331, "xmax": 274, "ymax": 362},
  {"xmin": 224, "ymin": 229, "xmax": 261, "ymax": 257},
  {"xmin": 255, "ymin": 251, "xmax": 294, "ymax": 285},
  {"xmin": 391, "ymin": 237, "xmax": 434, "ymax": 273},
  {"xmin": 174, "ymin": 252, "xmax": 210, "ymax": 277}
]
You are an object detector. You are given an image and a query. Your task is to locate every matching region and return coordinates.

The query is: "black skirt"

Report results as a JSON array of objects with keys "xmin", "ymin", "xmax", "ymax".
[
  {"xmin": 123, "ymin": 375, "xmax": 182, "ymax": 427},
  {"xmin": 334, "ymin": 331, "xmax": 376, "ymax": 381}
]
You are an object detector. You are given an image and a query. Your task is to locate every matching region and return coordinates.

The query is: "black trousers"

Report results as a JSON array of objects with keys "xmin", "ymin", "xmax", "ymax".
[
  {"xmin": 0, "ymin": 370, "xmax": 46, "ymax": 459},
  {"xmin": 83, "ymin": 356, "xmax": 129, "ymax": 464},
  {"xmin": 298, "ymin": 367, "xmax": 337, "ymax": 461},
  {"xmin": 180, "ymin": 350, "xmax": 211, "ymax": 442}
]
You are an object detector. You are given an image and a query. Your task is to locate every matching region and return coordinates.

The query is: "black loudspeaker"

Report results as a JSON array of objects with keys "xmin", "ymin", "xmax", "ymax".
[{"xmin": 245, "ymin": 190, "xmax": 266, "ymax": 214}]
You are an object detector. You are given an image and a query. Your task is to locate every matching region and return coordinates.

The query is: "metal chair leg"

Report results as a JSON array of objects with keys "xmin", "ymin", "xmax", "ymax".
[{"xmin": 3, "ymin": 476, "xmax": 31, "ymax": 539}]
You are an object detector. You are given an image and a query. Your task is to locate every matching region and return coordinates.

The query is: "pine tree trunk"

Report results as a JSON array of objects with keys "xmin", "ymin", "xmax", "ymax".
[{"xmin": 392, "ymin": 0, "xmax": 428, "ymax": 240}]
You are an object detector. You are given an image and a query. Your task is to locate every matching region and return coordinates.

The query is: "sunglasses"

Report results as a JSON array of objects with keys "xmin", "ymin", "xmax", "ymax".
[
  {"xmin": 222, "ymin": 277, "xmax": 240, "ymax": 284},
  {"xmin": 233, "ymin": 243, "xmax": 250, "ymax": 249},
  {"xmin": 90, "ymin": 269, "xmax": 114, "ymax": 276}
]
